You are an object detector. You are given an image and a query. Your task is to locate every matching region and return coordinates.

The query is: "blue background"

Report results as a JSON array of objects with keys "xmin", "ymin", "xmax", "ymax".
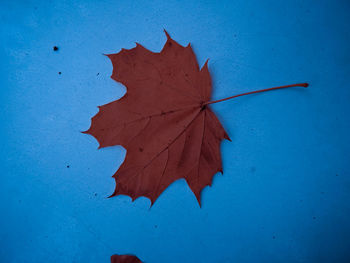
[{"xmin": 1, "ymin": 0, "xmax": 350, "ymax": 262}]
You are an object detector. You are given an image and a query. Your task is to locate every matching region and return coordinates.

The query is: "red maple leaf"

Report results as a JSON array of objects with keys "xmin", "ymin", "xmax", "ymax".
[
  {"xmin": 84, "ymin": 30, "xmax": 307, "ymax": 206},
  {"xmin": 111, "ymin": 254, "xmax": 142, "ymax": 263}
]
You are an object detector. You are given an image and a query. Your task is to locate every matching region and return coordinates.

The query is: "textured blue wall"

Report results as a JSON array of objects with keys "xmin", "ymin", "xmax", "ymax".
[{"xmin": 1, "ymin": 0, "xmax": 350, "ymax": 262}]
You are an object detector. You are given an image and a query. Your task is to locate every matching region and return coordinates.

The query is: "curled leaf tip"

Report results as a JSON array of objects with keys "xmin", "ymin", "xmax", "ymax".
[{"xmin": 163, "ymin": 29, "xmax": 171, "ymax": 39}]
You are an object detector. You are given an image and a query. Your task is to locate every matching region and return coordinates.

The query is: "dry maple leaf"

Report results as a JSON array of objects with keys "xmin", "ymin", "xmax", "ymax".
[
  {"xmin": 110, "ymin": 254, "xmax": 142, "ymax": 263},
  {"xmin": 83, "ymin": 30, "xmax": 308, "ymax": 206}
]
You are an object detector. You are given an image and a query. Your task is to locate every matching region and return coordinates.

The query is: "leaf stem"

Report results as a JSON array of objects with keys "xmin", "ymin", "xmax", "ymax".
[{"xmin": 204, "ymin": 83, "xmax": 309, "ymax": 106}]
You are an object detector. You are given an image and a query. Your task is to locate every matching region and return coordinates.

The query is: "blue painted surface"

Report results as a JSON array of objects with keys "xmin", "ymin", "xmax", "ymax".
[{"xmin": 1, "ymin": 0, "xmax": 350, "ymax": 262}]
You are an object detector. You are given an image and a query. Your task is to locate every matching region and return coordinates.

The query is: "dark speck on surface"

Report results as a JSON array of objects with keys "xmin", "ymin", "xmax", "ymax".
[
  {"xmin": 53, "ymin": 46, "xmax": 59, "ymax": 51},
  {"xmin": 94, "ymin": 193, "xmax": 97, "ymax": 196},
  {"xmin": 97, "ymin": 73, "xmax": 99, "ymax": 76},
  {"xmin": 66, "ymin": 165, "xmax": 70, "ymax": 168},
  {"xmin": 58, "ymin": 72, "xmax": 61, "ymax": 75},
  {"xmin": 154, "ymin": 225, "xmax": 158, "ymax": 228}
]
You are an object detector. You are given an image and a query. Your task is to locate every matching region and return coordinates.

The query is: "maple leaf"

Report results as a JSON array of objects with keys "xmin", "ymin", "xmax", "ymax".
[
  {"xmin": 111, "ymin": 254, "xmax": 142, "ymax": 263},
  {"xmin": 83, "ymin": 30, "xmax": 308, "ymax": 206}
]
